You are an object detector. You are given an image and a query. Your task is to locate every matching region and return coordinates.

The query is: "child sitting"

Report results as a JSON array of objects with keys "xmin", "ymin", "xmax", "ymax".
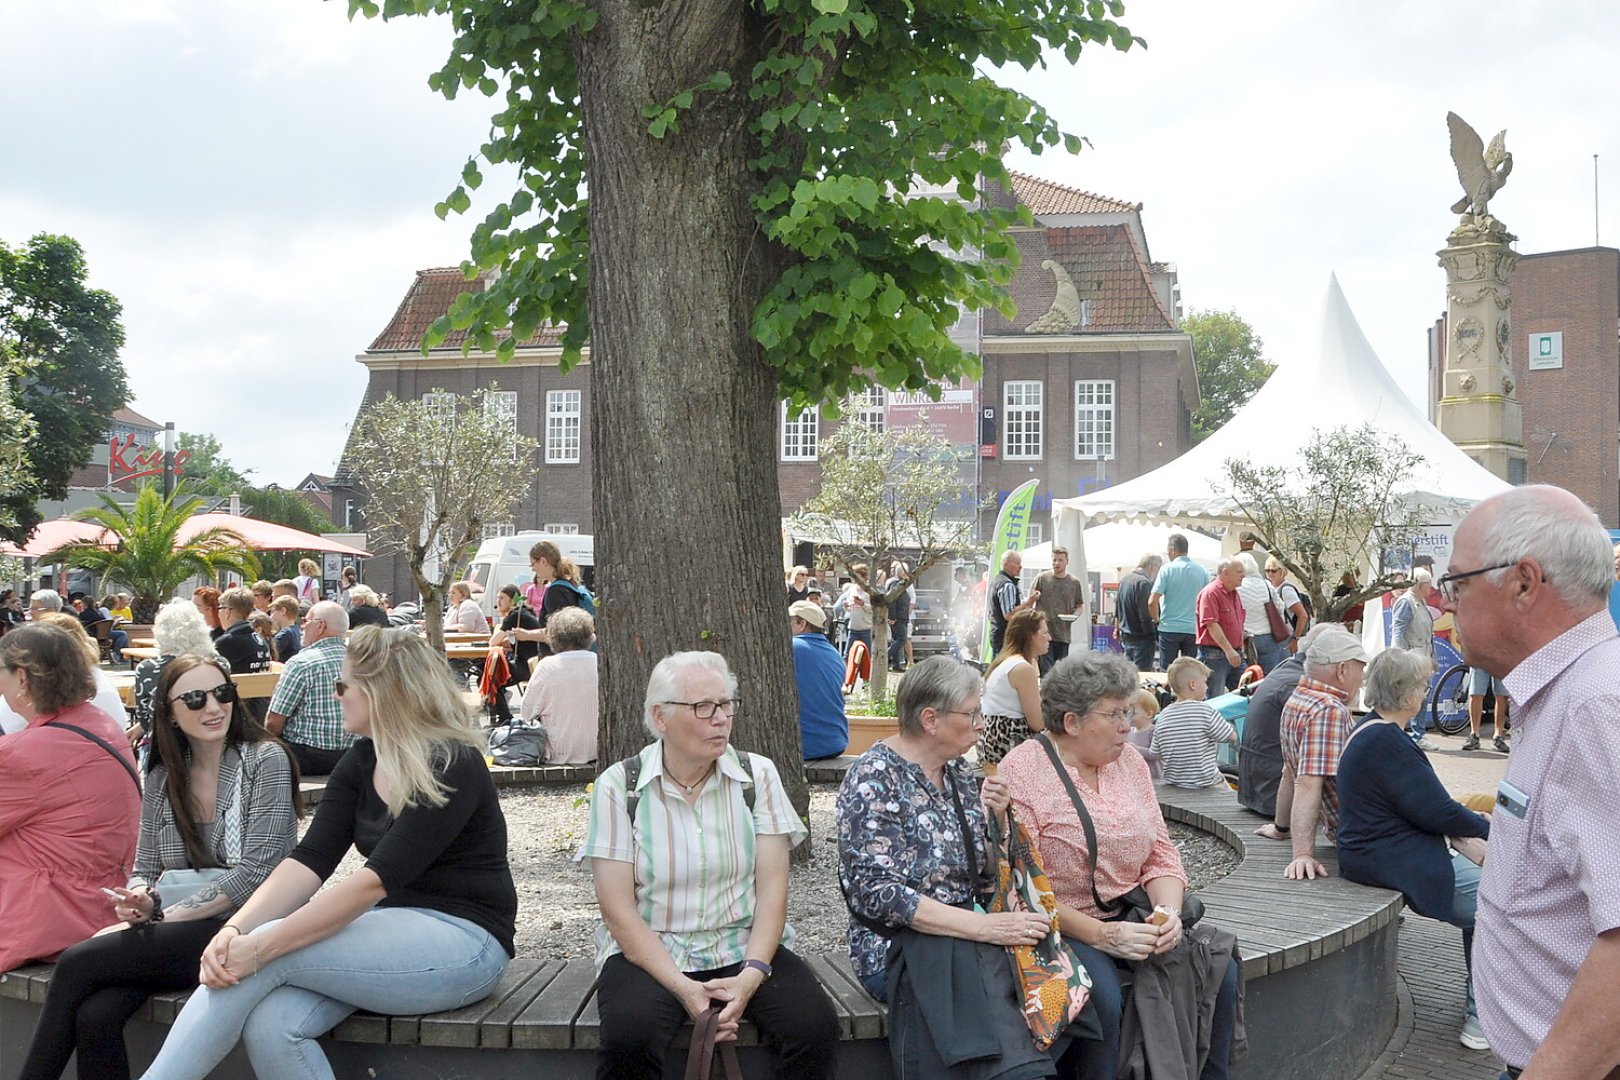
[
  {"xmin": 1124, "ymin": 686, "xmax": 1164, "ymax": 780},
  {"xmin": 1151, "ymin": 657, "xmax": 1238, "ymax": 789}
]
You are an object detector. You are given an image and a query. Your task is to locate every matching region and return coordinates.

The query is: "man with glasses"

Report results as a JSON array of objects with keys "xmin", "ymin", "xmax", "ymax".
[
  {"xmin": 1277, "ymin": 624, "xmax": 1367, "ymax": 881},
  {"xmin": 265, "ymin": 600, "xmax": 354, "ymax": 775},
  {"xmin": 1448, "ymin": 486, "xmax": 1620, "ymax": 1080},
  {"xmin": 27, "ymin": 590, "xmax": 62, "ymax": 620}
]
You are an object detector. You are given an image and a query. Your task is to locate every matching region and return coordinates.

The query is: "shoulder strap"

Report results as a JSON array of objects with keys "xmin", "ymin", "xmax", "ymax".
[
  {"xmin": 620, "ymin": 753, "xmax": 643, "ymax": 824},
  {"xmin": 735, "ymin": 748, "xmax": 756, "ymax": 814},
  {"xmin": 1036, "ymin": 733, "xmax": 1118, "ymax": 916},
  {"xmin": 48, "ymin": 720, "xmax": 141, "ymax": 797},
  {"xmin": 945, "ymin": 762, "xmax": 982, "ymax": 901}
]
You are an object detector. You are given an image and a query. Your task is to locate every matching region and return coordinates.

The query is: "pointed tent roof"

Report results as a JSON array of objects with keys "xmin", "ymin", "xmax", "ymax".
[{"xmin": 1054, "ymin": 277, "xmax": 1511, "ymax": 529}]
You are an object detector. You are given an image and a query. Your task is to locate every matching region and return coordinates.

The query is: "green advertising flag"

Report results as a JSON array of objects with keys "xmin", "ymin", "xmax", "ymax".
[{"xmin": 982, "ymin": 479, "xmax": 1040, "ymax": 664}]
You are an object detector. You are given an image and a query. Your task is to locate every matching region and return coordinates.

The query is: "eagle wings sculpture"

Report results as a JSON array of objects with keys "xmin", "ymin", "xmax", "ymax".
[{"xmin": 1448, "ymin": 111, "xmax": 1512, "ymax": 221}]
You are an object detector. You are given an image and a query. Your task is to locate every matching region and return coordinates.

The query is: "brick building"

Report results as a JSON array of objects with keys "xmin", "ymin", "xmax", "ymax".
[{"xmin": 1429, "ymin": 246, "xmax": 1620, "ymax": 524}]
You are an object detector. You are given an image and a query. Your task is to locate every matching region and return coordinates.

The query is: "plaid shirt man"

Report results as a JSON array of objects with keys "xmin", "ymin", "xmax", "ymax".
[
  {"xmin": 267, "ymin": 636, "xmax": 353, "ymax": 752},
  {"xmin": 1280, "ymin": 675, "xmax": 1353, "ymax": 841}
]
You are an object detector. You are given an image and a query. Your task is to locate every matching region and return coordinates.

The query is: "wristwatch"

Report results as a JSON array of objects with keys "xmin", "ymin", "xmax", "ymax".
[
  {"xmin": 741, "ymin": 959, "xmax": 772, "ymax": 980},
  {"xmin": 146, "ymin": 886, "xmax": 165, "ymax": 923}
]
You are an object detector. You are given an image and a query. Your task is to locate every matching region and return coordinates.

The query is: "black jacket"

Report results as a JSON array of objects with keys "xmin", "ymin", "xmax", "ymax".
[{"xmin": 1115, "ymin": 569, "xmax": 1157, "ymax": 641}]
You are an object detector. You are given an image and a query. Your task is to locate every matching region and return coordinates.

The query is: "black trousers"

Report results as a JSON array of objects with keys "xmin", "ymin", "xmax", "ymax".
[
  {"xmin": 19, "ymin": 918, "xmax": 223, "ymax": 1080},
  {"xmin": 285, "ymin": 740, "xmax": 348, "ymax": 776},
  {"xmin": 595, "ymin": 948, "xmax": 838, "ymax": 1080}
]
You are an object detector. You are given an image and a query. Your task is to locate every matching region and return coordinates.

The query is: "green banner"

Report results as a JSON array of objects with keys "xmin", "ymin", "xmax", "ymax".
[{"xmin": 981, "ymin": 479, "xmax": 1040, "ymax": 664}]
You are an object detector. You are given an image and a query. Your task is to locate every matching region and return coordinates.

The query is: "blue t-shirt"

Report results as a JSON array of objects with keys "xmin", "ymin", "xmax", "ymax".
[
  {"xmin": 1150, "ymin": 556, "xmax": 1210, "ymax": 635},
  {"xmin": 793, "ymin": 632, "xmax": 849, "ymax": 759},
  {"xmin": 1608, "ymin": 582, "xmax": 1620, "ymax": 632}
]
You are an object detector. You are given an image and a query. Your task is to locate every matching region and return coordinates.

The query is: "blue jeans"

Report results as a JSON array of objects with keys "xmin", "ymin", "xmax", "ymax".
[
  {"xmin": 1157, "ymin": 632, "xmax": 1197, "ymax": 672},
  {"xmin": 1123, "ymin": 637, "xmax": 1156, "ymax": 672},
  {"xmin": 1252, "ymin": 633, "xmax": 1287, "ymax": 674},
  {"xmin": 1410, "ymin": 703, "xmax": 1430, "ymax": 739},
  {"xmin": 844, "ymin": 628, "xmax": 871, "ymax": 659},
  {"xmin": 1199, "ymin": 646, "xmax": 1238, "ymax": 699},
  {"xmin": 139, "ymin": 907, "xmax": 507, "ymax": 1080},
  {"xmin": 1449, "ymin": 851, "xmax": 1482, "ymax": 1018}
]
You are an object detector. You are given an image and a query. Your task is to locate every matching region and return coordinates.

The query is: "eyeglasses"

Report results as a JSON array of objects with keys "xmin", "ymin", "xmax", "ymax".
[
  {"xmin": 1436, "ymin": 562, "xmax": 1516, "ymax": 603},
  {"xmin": 664, "ymin": 698, "xmax": 741, "ymax": 719},
  {"xmin": 333, "ymin": 678, "xmax": 351, "ymax": 696},
  {"xmin": 942, "ymin": 707, "xmax": 986, "ymax": 727},
  {"xmin": 1085, "ymin": 705, "xmax": 1137, "ymax": 725},
  {"xmin": 169, "ymin": 684, "xmax": 239, "ymax": 710}
]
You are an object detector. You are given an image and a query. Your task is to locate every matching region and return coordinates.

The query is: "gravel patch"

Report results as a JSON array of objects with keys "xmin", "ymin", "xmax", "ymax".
[{"xmin": 311, "ymin": 785, "xmax": 1239, "ymax": 959}]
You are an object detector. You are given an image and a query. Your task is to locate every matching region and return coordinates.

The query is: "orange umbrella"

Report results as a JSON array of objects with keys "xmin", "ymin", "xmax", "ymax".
[
  {"xmin": 175, "ymin": 513, "xmax": 370, "ymax": 556},
  {"xmin": 0, "ymin": 519, "xmax": 117, "ymax": 559}
]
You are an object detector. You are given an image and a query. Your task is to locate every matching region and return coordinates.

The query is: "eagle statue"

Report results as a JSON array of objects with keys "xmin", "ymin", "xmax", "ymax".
[{"xmin": 1447, "ymin": 111, "xmax": 1513, "ymax": 222}]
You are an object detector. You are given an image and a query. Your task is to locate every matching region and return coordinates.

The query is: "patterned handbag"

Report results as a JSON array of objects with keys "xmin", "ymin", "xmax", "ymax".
[{"xmin": 986, "ymin": 807, "xmax": 1093, "ymax": 1050}]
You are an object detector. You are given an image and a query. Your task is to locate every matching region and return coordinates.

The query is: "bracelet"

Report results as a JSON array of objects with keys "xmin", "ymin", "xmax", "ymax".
[
  {"xmin": 222, "ymin": 924, "xmax": 244, "ymax": 936},
  {"xmin": 740, "ymin": 958, "xmax": 773, "ymax": 980}
]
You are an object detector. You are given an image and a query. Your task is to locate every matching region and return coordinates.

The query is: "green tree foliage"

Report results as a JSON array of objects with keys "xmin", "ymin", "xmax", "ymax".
[
  {"xmin": 1184, "ymin": 308, "xmax": 1275, "ymax": 444},
  {"xmin": 346, "ymin": 387, "xmax": 539, "ymax": 651},
  {"xmin": 176, "ymin": 432, "xmax": 251, "ymax": 491},
  {"xmin": 174, "ymin": 432, "xmax": 337, "ymax": 578},
  {"xmin": 0, "ymin": 234, "xmax": 130, "ymax": 542},
  {"xmin": 1223, "ymin": 424, "xmax": 1428, "ymax": 621},
  {"xmin": 0, "ymin": 366, "xmax": 39, "ymax": 536},
  {"xmin": 793, "ymin": 404, "xmax": 982, "ymax": 700},
  {"xmin": 39, "ymin": 484, "xmax": 260, "ymax": 623}
]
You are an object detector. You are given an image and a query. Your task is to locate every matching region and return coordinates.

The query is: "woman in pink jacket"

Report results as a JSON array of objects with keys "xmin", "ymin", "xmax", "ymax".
[{"xmin": 0, "ymin": 624, "xmax": 141, "ymax": 971}]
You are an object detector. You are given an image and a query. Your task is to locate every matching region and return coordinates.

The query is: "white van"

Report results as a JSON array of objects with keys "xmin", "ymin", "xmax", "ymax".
[{"xmin": 464, "ymin": 532, "xmax": 595, "ymax": 618}]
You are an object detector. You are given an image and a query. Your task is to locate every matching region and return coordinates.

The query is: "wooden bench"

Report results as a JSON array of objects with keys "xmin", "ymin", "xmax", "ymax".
[{"xmin": 0, "ymin": 785, "xmax": 1403, "ymax": 1080}]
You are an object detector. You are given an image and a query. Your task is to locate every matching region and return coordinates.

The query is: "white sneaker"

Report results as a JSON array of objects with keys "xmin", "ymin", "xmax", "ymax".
[
  {"xmin": 1459, "ymin": 1015, "xmax": 1489, "ymax": 1051},
  {"xmin": 1413, "ymin": 736, "xmax": 1440, "ymax": 751}
]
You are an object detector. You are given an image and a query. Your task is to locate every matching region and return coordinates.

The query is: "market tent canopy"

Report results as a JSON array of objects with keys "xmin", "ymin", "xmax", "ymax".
[
  {"xmin": 1053, "ymin": 276, "xmax": 1511, "ymax": 534},
  {"xmin": 1023, "ymin": 524, "xmax": 1221, "ymax": 574},
  {"xmin": 176, "ymin": 514, "xmax": 371, "ymax": 557},
  {"xmin": 0, "ymin": 519, "xmax": 115, "ymax": 559}
]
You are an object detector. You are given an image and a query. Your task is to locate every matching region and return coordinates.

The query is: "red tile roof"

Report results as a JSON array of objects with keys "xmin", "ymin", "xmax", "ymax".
[
  {"xmin": 367, "ymin": 269, "xmax": 566, "ymax": 353},
  {"xmin": 987, "ymin": 223, "xmax": 1175, "ymax": 336},
  {"xmin": 113, "ymin": 405, "xmax": 162, "ymax": 430},
  {"xmin": 1008, "ymin": 172, "xmax": 1140, "ymax": 216}
]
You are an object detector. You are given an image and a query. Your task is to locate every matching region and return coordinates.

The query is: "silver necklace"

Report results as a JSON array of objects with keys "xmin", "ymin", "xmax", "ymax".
[{"xmin": 669, "ymin": 763, "xmax": 714, "ymax": 794}]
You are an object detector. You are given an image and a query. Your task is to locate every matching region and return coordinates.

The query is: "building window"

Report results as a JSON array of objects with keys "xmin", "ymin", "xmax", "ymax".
[
  {"xmin": 484, "ymin": 390, "xmax": 518, "ymax": 460},
  {"xmin": 1003, "ymin": 381, "xmax": 1043, "ymax": 460},
  {"xmin": 780, "ymin": 401, "xmax": 819, "ymax": 460},
  {"xmin": 482, "ymin": 522, "xmax": 516, "ymax": 540},
  {"xmin": 1074, "ymin": 380, "xmax": 1115, "ymax": 460},
  {"xmin": 1025, "ymin": 523, "xmax": 1043, "ymax": 546},
  {"xmin": 542, "ymin": 522, "xmax": 580, "ymax": 535},
  {"xmin": 851, "ymin": 387, "xmax": 885, "ymax": 435},
  {"xmin": 546, "ymin": 390, "xmax": 582, "ymax": 464},
  {"xmin": 343, "ymin": 499, "xmax": 357, "ymax": 529}
]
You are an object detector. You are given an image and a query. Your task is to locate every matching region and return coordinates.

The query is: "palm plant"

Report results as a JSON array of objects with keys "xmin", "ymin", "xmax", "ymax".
[{"xmin": 40, "ymin": 484, "xmax": 260, "ymax": 622}]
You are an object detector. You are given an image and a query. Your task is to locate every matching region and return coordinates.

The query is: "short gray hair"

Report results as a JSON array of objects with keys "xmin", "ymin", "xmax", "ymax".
[
  {"xmin": 349, "ymin": 584, "xmax": 379, "ymax": 607},
  {"xmin": 153, "ymin": 598, "xmax": 219, "ymax": 658},
  {"xmin": 548, "ymin": 606, "xmax": 595, "ymax": 652},
  {"xmin": 644, "ymin": 651, "xmax": 737, "ymax": 738},
  {"xmin": 308, "ymin": 600, "xmax": 349, "ymax": 635},
  {"xmin": 895, "ymin": 655, "xmax": 981, "ymax": 736},
  {"xmin": 1041, "ymin": 652, "xmax": 1139, "ymax": 734},
  {"xmin": 1478, "ymin": 485, "xmax": 1613, "ymax": 607},
  {"xmin": 1138, "ymin": 553, "xmax": 1163, "ymax": 572},
  {"xmin": 1411, "ymin": 567, "xmax": 1433, "ymax": 586},
  {"xmin": 29, "ymin": 589, "xmax": 61, "ymax": 612},
  {"xmin": 1363, "ymin": 647, "xmax": 1434, "ymax": 713}
]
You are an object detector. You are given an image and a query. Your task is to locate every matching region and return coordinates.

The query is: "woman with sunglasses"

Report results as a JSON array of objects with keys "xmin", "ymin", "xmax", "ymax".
[
  {"xmin": 137, "ymin": 626, "xmax": 515, "ymax": 1080},
  {"xmin": 17, "ymin": 655, "xmax": 300, "ymax": 1080}
]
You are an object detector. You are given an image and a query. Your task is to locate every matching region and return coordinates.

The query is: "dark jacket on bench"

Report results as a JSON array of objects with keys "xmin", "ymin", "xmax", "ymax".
[{"xmin": 1119, "ymin": 921, "xmax": 1246, "ymax": 1080}]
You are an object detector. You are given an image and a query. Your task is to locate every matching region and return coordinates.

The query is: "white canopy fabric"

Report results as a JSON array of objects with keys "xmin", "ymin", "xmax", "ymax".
[
  {"xmin": 1054, "ymin": 277, "xmax": 1511, "ymax": 533},
  {"xmin": 1023, "ymin": 524, "xmax": 1220, "ymax": 574}
]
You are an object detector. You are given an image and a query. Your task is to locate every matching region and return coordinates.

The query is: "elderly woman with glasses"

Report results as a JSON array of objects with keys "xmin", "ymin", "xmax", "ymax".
[
  {"xmin": 577, "ymin": 651, "xmax": 836, "ymax": 1080},
  {"xmin": 18, "ymin": 656, "xmax": 300, "ymax": 1080},
  {"xmin": 1336, "ymin": 646, "xmax": 1491, "ymax": 1052},
  {"xmin": 135, "ymin": 627, "xmax": 515, "ymax": 1080},
  {"xmin": 999, "ymin": 653, "xmax": 1241, "ymax": 1080},
  {"xmin": 836, "ymin": 655, "xmax": 1061, "ymax": 1078}
]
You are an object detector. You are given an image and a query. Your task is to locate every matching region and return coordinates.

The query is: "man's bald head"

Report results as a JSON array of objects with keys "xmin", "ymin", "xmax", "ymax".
[{"xmin": 305, "ymin": 600, "xmax": 350, "ymax": 642}]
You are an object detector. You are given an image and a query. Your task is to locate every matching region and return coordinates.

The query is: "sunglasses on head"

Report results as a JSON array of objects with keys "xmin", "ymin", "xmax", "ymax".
[{"xmin": 169, "ymin": 683, "xmax": 239, "ymax": 710}]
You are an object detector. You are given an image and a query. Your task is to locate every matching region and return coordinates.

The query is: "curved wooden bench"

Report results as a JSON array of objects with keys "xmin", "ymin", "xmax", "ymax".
[{"xmin": 0, "ymin": 785, "xmax": 1401, "ymax": 1080}]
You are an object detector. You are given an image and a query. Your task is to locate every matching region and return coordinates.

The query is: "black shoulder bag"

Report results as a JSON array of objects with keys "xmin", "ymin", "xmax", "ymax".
[
  {"xmin": 47, "ymin": 719, "xmax": 142, "ymax": 796},
  {"xmin": 1036, "ymin": 733, "xmax": 1203, "ymax": 928}
]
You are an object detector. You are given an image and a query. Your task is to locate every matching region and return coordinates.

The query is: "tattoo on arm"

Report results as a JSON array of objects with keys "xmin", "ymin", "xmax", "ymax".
[{"xmin": 169, "ymin": 884, "xmax": 223, "ymax": 911}]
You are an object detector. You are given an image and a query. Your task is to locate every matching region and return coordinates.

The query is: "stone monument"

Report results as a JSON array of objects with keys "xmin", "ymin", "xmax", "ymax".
[{"xmin": 1435, "ymin": 112, "xmax": 1527, "ymax": 483}]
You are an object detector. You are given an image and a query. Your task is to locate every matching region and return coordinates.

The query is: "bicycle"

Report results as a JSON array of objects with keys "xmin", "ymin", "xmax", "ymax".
[{"xmin": 1427, "ymin": 661, "xmax": 1473, "ymax": 736}]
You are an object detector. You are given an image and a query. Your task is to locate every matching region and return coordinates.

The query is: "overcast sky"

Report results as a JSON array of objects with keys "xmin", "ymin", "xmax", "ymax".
[{"xmin": 3, "ymin": 0, "xmax": 1616, "ymax": 485}]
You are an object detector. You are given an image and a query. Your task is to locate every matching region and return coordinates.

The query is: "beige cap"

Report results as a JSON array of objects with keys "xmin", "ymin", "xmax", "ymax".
[
  {"xmin": 1305, "ymin": 624, "xmax": 1368, "ymax": 665},
  {"xmin": 789, "ymin": 600, "xmax": 826, "ymax": 629}
]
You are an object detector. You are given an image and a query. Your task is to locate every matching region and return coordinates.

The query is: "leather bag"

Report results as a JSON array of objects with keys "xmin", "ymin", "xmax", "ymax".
[{"xmin": 684, "ymin": 1001, "xmax": 743, "ymax": 1080}]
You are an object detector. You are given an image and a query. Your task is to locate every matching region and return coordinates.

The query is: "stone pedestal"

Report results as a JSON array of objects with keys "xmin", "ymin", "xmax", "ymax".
[{"xmin": 1435, "ymin": 220, "xmax": 1527, "ymax": 483}]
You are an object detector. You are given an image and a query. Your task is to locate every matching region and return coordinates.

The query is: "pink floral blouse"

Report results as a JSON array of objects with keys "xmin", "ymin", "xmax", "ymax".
[{"xmin": 999, "ymin": 738, "xmax": 1186, "ymax": 918}]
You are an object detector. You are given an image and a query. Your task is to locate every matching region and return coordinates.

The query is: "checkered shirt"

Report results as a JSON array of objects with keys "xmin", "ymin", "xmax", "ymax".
[
  {"xmin": 1279, "ymin": 675, "xmax": 1352, "ymax": 840},
  {"xmin": 266, "ymin": 636, "xmax": 354, "ymax": 752}
]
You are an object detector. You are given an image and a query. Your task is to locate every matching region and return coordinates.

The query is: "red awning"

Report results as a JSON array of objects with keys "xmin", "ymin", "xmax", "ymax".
[
  {"xmin": 0, "ymin": 519, "xmax": 116, "ymax": 559},
  {"xmin": 176, "ymin": 514, "xmax": 371, "ymax": 557}
]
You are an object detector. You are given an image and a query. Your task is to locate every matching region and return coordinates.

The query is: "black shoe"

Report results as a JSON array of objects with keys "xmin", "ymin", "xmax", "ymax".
[
  {"xmin": 1493, "ymin": 736, "xmax": 1510, "ymax": 753},
  {"xmin": 1462, "ymin": 735, "xmax": 1479, "ymax": 751}
]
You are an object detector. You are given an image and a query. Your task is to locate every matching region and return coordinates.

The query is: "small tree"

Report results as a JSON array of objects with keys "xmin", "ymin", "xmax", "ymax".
[
  {"xmin": 0, "ymin": 364, "xmax": 38, "ymax": 537},
  {"xmin": 1223, "ymin": 424, "xmax": 1428, "ymax": 621},
  {"xmin": 346, "ymin": 387, "xmax": 540, "ymax": 651},
  {"xmin": 40, "ymin": 484, "xmax": 260, "ymax": 622},
  {"xmin": 1185, "ymin": 308, "xmax": 1276, "ymax": 444},
  {"xmin": 793, "ymin": 406, "xmax": 981, "ymax": 701}
]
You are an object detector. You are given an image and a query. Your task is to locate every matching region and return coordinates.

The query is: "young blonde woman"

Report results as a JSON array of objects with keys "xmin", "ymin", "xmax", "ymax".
[{"xmin": 137, "ymin": 627, "xmax": 516, "ymax": 1080}]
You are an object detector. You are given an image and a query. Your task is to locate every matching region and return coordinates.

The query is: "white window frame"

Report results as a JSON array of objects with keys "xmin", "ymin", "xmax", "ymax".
[
  {"xmin": 541, "ymin": 522, "xmax": 580, "ymax": 535},
  {"xmin": 1003, "ymin": 380, "xmax": 1043, "ymax": 460},
  {"xmin": 780, "ymin": 401, "xmax": 819, "ymax": 461},
  {"xmin": 545, "ymin": 390, "xmax": 582, "ymax": 464},
  {"xmin": 484, "ymin": 390, "xmax": 518, "ymax": 461},
  {"xmin": 422, "ymin": 391, "xmax": 457, "ymax": 464},
  {"xmin": 1024, "ymin": 523, "xmax": 1044, "ymax": 546},
  {"xmin": 1074, "ymin": 379, "xmax": 1116, "ymax": 461},
  {"xmin": 343, "ymin": 499, "xmax": 357, "ymax": 529},
  {"xmin": 481, "ymin": 522, "xmax": 516, "ymax": 540},
  {"xmin": 851, "ymin": 387, "xmax": 885, "ymax": 435}
]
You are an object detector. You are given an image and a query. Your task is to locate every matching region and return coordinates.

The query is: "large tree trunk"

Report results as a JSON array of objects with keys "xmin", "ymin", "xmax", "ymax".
[{"xmin": 577, "ymin": 6, "xmax": 808, "ymax": 823}]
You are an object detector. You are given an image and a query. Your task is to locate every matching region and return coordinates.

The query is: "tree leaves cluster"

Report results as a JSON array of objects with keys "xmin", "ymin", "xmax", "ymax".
[
  {"xmin": 174, "ymin": 432, "xmax": 338, "ymax": 577},
  {"xmin": 345, "ymin": 387, "xmax": 539, "ymax": 650},
  {"xmin": 350, "ymin": 0, "xmax": 1141, "ymax": 407},
  {"xmin": 792, "ymin": 403, "xmax": 983, "ymax": 698},
  {"xmin": 1222, "ymin": 424, "xmax": 1428, "ymax": 620},
  {"xmin": 1183, "ymin": 308, "xmax": 1275, "ymax": 444},
  {"xmin": 0, "ymin": 234, "xmax": 129, "ymax": 542}
]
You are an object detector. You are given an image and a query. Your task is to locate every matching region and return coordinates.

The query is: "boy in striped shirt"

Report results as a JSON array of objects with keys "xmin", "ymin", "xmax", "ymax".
[{"xmin": 1151, "ymin": 657, "xmax": 1238, "ymax": 788}]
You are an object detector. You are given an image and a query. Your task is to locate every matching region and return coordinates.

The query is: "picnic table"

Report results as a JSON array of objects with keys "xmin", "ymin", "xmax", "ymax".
[{"xmin": 110, "ymin": 665, "xmax": 284, "ymax": 708}]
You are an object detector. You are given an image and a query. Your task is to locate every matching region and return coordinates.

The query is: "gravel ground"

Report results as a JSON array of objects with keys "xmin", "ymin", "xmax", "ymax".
[{"xmin": 313, "ymin": 785, "xmax": 1239, "ymax": 959}]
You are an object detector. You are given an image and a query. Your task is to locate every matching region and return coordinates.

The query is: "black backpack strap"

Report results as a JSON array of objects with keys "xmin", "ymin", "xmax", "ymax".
[
  {"xmin": 734, "ymin": 748, "xmax": 756, "ymax": 815},
  {"xmin": 48, "ymin": 720, "xmax": 141, "ymax": 797},
  {"xmin": 620, "ymin": 753, "xmax": 643, "ymax": 825},
  {"xmin": 1036, "ymin": 732, "xmax": 1119, "ymax": 917}
]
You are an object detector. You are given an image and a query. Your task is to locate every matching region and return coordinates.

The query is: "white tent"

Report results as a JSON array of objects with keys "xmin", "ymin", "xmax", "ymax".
[
  {"xmin": 1052, "ymin": 277, "xmax": 1511, "ymax": 538},
  {"xmin": 1023, "ymin": 524, "xmax": 1221, "ymax": 575}
]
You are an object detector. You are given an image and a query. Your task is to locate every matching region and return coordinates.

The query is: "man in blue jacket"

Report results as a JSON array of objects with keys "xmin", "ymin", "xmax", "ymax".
[{"xmin": 790, "ymin": 600, "xmax": 848, "ymax": 759}]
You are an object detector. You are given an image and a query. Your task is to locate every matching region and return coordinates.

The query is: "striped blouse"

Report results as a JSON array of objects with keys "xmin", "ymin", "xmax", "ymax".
[{"xmin": 575, "ymin": 742, "xmax": 806, "ymax": 973}]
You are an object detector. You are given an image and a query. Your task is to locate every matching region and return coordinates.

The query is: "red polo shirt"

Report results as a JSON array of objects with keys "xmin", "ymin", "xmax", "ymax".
[{"xmin": 1195, "ymin": 580, "xmax": 1246, "ymax": 649}]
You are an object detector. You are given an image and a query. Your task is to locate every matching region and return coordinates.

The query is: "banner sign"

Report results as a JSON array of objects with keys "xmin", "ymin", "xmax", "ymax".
[
  {"xmin": 981, "ymin": 478, "xmax": 1039, "ymax": 663},
  {"xmin": 108, "ymin": 434, "xmax": 189, "ymax": 485}
]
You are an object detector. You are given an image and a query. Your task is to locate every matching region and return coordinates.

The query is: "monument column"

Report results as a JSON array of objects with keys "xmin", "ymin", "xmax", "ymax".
[{"xmin": 1435, "ymin": 112, "xmax": 1527, "ymax": 484}]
